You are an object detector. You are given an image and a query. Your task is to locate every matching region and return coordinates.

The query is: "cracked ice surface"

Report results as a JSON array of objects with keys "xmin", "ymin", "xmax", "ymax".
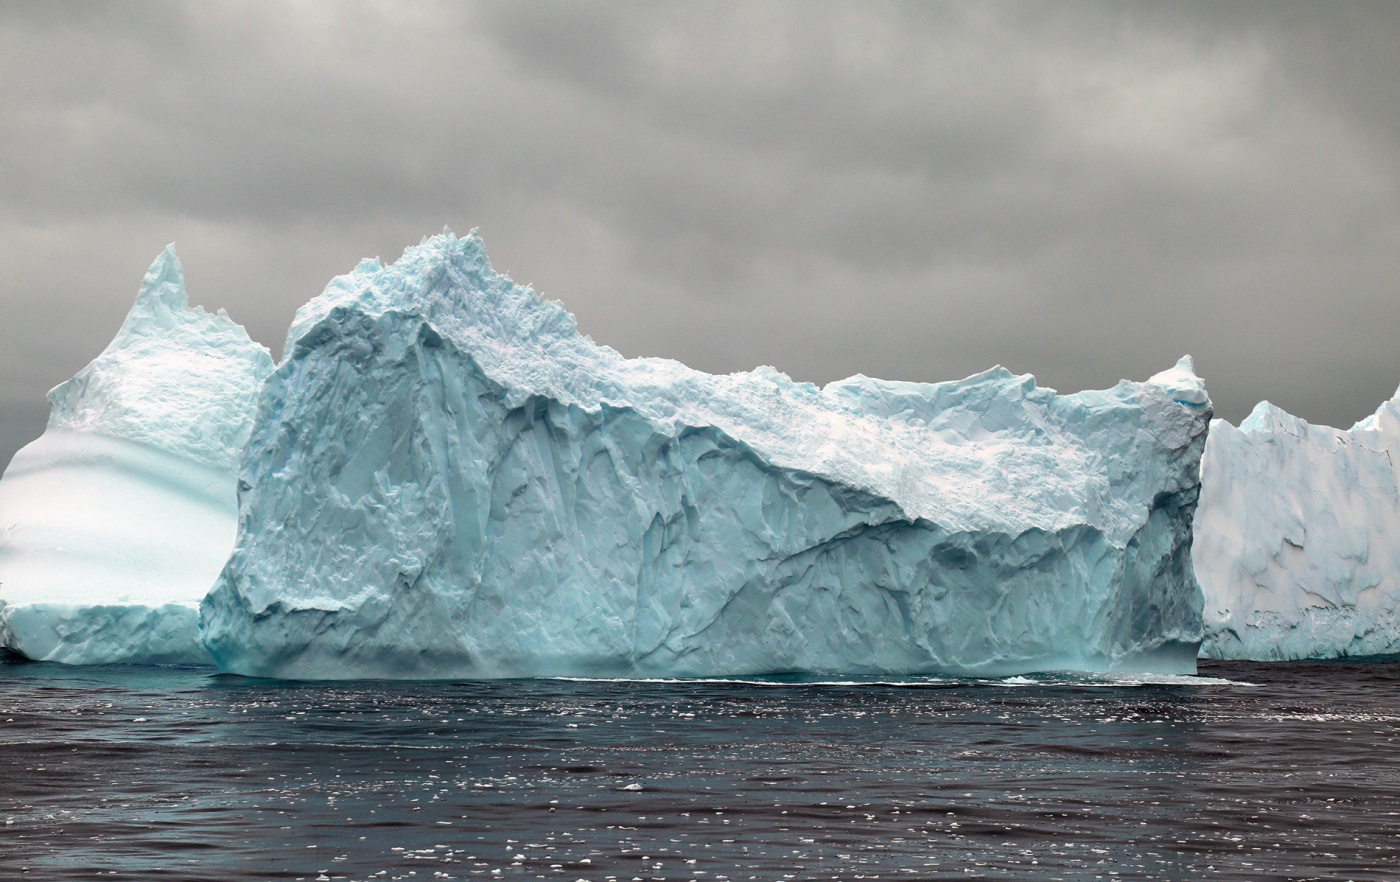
[
  {"xmin": 202, "ymin": 231, "xmax": 1212, "ymax": 680},
  {"xmin": 0, "ymin": 247, "xmax": 274, "ymax": 664}
]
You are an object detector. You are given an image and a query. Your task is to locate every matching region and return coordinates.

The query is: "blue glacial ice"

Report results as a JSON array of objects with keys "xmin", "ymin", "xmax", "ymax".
[
  {"xmin": 0, "ymin": 247, "xmax": 274, "ymax": 664},
  {"xmin": 1196, "ymin": 393, "xmax": 1400, "ymax": 660},
  {"xmin": 201, "ymin": 231, "xmax": 1213, "ymax": 680}
]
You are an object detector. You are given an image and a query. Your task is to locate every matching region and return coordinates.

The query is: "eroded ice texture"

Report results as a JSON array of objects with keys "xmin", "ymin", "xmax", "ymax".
[
  {"xmin": 0, "ymin": 247, "xmax": 274, "ymax": 664},
  {"xmin": 202, "ymin": 232, "xmax": 1212, "ymax": 680},
  {"xmin": 1197, "ymin": 395, "xmax": 1400, "ymax": 660}
]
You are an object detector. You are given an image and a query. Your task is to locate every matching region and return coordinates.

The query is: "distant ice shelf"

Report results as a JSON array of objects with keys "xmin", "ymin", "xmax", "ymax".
[
  {"xmin": 1196, "ymin": 393, "xmax": 1400, "ymax": 660},
  {"xmin": 202, "ymin": 231, "xmax": 1213, "ymax": 680},
  {"xmin": 0, "ymin": 247, "xmax": 273, "ymax": 664}
]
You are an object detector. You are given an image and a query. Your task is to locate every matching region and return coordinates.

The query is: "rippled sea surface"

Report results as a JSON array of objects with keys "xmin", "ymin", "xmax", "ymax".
[{"xmin": 3, "ymin": 659, "xmax": 1399, "ymax": 881}]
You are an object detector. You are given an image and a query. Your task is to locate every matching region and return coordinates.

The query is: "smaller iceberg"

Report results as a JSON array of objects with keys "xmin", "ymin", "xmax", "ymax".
[
  {"xmin": 0, "ymin": 247, "xmax": 274, "ymax": 664},
  {"xmin": 1195, "ymin": 392, "xmax": 1400, "ymax": 659}
]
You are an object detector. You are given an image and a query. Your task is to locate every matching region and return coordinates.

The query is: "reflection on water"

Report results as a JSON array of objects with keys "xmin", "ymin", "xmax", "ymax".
[{"xmin": 2, "ymin": 659, "xmax": 1398, "ymax": 881}]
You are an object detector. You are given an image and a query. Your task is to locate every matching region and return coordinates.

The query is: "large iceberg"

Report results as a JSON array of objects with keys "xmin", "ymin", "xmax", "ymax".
[
  {"xmin": 0, "ymin": 247, "xmax": 274, "ymax": 664},
  {"xmin": 1196, "ymin": 394, "xmax": 1400, "ymax": 660},
  {"xmin": 202, "ymin": 232, "xmax": 1212, "ymax": 680}
]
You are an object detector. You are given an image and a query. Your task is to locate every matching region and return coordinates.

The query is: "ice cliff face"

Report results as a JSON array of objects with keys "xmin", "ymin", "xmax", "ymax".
[
  {"xmin": 0, "ymin": 247, "xmax": 274, "ymax": 664},
  {"xmin": 1197, "ymin": 394, "xmax": 1400, "ymax": 660},
  {"xmin": 202, "ymin": 231, "xmax": 1212, "ymax": 680}
]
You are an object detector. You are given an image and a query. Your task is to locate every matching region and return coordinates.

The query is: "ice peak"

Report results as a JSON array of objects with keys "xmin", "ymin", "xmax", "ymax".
[
  {"xmin": 43, "ymin": 244, "xmax": 275, "ymax": 471},
  {"xmin": 389, "ymin": 228, "xmax": 494, "ymax": 286},
  {"xmin": 1350, "ymin": 389, "xmax": 1400, "ymax": 434},
  {"xmin": 1239, "ymin": 400, "xmax": 1289, "ymax": 433},
  {"xmin": 135, "ymin": 244, "xmax": 187, "ymax": 312},
  {"xmin": 108, "ymin": 245, "xmax": 192, "ymax": 349},
  {"xmin": 284, "ymin": 228, "xmax": 579, "ymax": 360},
  {"xmin": 1147, "ymin": 355, "xmax": 1211, "ymax": 413}
]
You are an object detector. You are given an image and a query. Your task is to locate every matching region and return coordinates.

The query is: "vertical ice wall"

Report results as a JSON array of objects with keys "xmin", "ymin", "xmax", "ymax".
[
  {"xmin": 0, "ymin": 247, "xmax": 274, "ymax": 664},
  {"xmin": 202, "ymin": 231, "xmax": 1213, "ymax": 680},
  {"xmin": 1196, "ymin": 394, "xmax": 1400, "ymax": 659}
]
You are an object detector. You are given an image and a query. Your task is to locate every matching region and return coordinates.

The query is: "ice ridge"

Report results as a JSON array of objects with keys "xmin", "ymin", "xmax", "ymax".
[
  {"xmin": 202, "ymin": 230, "xmax": 1212, "ymax": 680},
  {"xmin": 0, "ymin": 246, "xmax": 274, "ymax": 664}
]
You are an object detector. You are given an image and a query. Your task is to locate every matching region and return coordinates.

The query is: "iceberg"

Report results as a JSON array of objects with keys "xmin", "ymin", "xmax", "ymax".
[
  {"xmin": 1196, "ymin": 394, "xmax": 1400, "ymax": 660},
  {"xmin": 0, "ymin": 247, "xmax": 274, "ymax": 664},
  {"xmin": 202, "ymin": 231, "xmax": 1212, "ymax": 680}
]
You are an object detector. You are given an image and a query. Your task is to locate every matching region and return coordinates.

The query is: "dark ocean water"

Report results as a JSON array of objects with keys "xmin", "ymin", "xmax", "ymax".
[{"xmin": 1, "ymin": 658, "xmax": 1398, "ymax": 881}]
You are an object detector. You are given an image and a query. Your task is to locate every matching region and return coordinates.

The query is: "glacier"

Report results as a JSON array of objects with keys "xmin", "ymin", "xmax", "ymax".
[
  {"xmin": 1196, "ymin": 393, "xmax": 1400, "ymax": 660},
  {"xmin": 201, "ymin": 231, "xmax": 1213, "ymax": 680},
  {"xmin": 0, "ymin": 247, "xmax": 274, "ymax": 664}
]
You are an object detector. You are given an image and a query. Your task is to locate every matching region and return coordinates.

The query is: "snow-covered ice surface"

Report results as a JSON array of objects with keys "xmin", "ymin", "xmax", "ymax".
[
  {"xmin": 203, "ymin": 231, "xmax": 1212, "ymax": 680},
  {"xmin": 1197, "ymin": 394, "xmax": 1400, "ymax": 660},
  {"xmin": 0, "ymin": 247, "xmax": 274, "ymax": 664}
]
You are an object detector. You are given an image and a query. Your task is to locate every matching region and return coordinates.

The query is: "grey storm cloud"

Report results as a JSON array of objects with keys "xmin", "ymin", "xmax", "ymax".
[{"xmin": 2, "ymin": 0, "xmax": 1399, "ymax": 467}]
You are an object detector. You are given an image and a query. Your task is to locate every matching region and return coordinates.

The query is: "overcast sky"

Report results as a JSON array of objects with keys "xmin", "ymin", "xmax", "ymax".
[{"xmin": 3, "ymin": 1, "xmax": 1399, "ymax": 467}]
